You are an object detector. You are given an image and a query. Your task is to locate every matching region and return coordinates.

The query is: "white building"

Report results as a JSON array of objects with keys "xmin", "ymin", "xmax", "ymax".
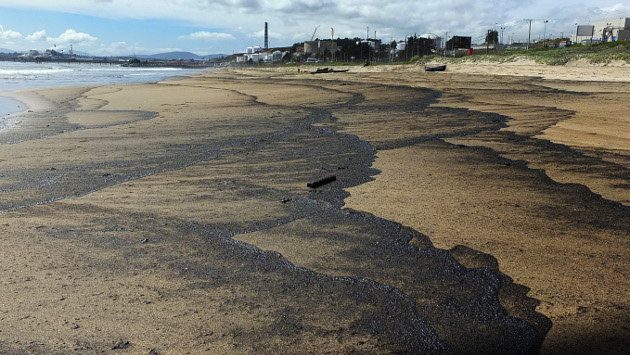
[
  {"xmin": 579, "ymin": 18, "xmax": 630, "ymax": 43},
  {"xmin": 246, "ymin": 46, "xmax": 263, "ymax": 54},
  {"xmin": 237, "ymin": 49, "xmax": 288, "ymax": 64}
]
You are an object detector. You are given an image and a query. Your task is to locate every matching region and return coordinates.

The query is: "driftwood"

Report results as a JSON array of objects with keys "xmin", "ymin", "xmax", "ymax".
[
  {"xmin": 311, "ymin": 68, "xmax": 350, "ymax": 74},
  {"xmin": 307, "ymin": 175, "xmax": 337, "ymax": 188}
]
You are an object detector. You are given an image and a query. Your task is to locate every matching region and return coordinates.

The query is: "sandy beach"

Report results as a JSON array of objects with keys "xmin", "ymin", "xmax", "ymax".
[{"xmin": 0, "ymin": 61, "xmax": 629, "ymax": 354}]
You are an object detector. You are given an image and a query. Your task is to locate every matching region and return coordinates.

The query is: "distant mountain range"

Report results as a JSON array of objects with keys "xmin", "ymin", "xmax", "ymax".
[
  {"xmin": 0, "ymin": 48, "xmax": 225, "ymax": 60},
  {"xmin": 134, "ymin": 51, "xmax": 226, "ymax": 60}
]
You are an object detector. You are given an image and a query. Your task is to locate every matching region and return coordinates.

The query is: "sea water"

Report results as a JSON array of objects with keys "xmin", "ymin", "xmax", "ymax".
[
  {"xmin": 0, "ymin": 95, "xmax": 23, "ymax": 119},
  {"xmin": 0, "ymin": 61, "xmax": 204, "ymax": 116}
]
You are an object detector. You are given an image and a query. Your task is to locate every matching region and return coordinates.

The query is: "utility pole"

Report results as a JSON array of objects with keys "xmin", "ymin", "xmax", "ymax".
[
  {"xmin": 525, "ymin": 19, "xmax": 532, "ymax": 49},
  {"xmin": 331, "ymin": 28, "xmax": 334, "ymax": 62},
  {"xmin": 543, "ymin": 20, "xmax": 549, "ymax": 47},
  {"xmin": 405, "ymin": 36, "xmax": 408, "ymax": 61},
  {"xmin": 367, "ymin": 26, "xmax": 370, "ymax": 63},
  {"xmin": 443, "ymin": 32, "xmax": 448, "ymax": 57}
]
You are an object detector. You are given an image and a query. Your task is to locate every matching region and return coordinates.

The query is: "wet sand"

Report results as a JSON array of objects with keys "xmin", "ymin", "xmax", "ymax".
[{"xmin": 0, "ymin": 63, "xmax": 627, "ymax": 353}]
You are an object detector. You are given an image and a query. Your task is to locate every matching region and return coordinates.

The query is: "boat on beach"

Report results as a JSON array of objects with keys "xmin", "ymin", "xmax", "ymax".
[{"xmin": 425, "ymin": 65, "xmax": 447, "ymax": 72}]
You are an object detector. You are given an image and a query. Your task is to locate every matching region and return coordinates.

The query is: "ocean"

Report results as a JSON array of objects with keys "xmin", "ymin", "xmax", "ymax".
[{"xmin": 0, "ymin": 61, "xmax": 205, "ymax": 117}]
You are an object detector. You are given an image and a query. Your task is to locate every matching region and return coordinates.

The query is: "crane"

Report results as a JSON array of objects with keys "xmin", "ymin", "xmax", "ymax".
[
  {"xmin": 310, "ymin": 25, "xmax": 320, "ymax": 41},
  {"xmin": 305, "ymin": 25, "xmax": 321, "ymax": 55}
]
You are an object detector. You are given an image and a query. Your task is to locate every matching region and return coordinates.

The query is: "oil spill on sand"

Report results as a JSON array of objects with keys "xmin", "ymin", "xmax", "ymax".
[{"xmin": 0, "ymin": 74, "xmax": 550, "ymax": 353}]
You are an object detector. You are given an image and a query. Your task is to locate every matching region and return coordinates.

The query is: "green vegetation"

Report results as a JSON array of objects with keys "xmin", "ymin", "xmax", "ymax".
[{"xmin": 438, "ymin": 41, "xmax": 630, "ymax": 66}]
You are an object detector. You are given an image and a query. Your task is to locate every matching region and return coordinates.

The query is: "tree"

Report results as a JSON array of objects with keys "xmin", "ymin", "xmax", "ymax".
[
  {"xmin": 331, "ymin": 38, "xmax": 361, "ymax": 61},
  {"xmin": 486, "ymin": 30, "xmax": 499, "ymax": 44},
  {"xmin": 398, "ymin": 35, "xmax": 435, "ymax": 60}
]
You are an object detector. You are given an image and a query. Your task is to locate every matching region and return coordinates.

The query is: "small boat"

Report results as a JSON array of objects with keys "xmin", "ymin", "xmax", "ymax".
[{"xmin": 425, "ymin": 65, "xmax": 447, "ymax": 72}]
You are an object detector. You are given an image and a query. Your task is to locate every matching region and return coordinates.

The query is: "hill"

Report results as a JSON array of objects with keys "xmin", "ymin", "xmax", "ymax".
[
  {"xmin": 136, "ymin": 51, "xmax": 226, "ymax": 61},
  {"xmin": 0, "ymin": 47, "xmax": 16, "ymax": 53}
]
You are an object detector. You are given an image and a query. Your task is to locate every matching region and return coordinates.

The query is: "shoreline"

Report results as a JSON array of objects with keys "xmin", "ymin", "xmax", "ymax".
[
  {"xmin": 0, "ymin": 63, "xmax": 628, "ymax": 353},
  {"xmin": 0, "ymin": 94, "xmax": 26, "ymax": 127},
  {"xmin": 0, "ymin": 60, "xmax": 210, "ymax": 96},
  {"xmin": 0, "ymin": 64, "xmax": 215, "ymax": 137}
]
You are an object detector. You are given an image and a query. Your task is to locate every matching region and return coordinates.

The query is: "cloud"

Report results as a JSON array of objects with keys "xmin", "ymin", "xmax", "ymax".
[
  {"xmin": 50, "ymin": 29, "xmax": 97, "ymax": 44},
  {"xmin": 233, "ymin": 0, "xmax": 261, "ymax": 10},
  {"xmin": 1, "ymin": 0, "xmax": 629, "ymax": 52},
  {"xmin": 0, "ymin": 1, "xmax": 579, "ymax": 45},
  {"xmin": 179, "ymin": 31, "xmax": 235, "ymax": 41},
  {"xmin": 0, "ymin": 25, "xmax": 22, "ymax": 40},
  {"xmin": 599, "ymin": 3, "xmax": 630, "ymax": 17},
  {"xmin": 26, "ymin": 30, "xmax": 47, "ymax": 41}
]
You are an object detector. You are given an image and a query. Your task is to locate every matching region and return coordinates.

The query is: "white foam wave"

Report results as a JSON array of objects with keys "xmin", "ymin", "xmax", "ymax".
[
  {"xmin": 0, "ymin": 68, "xmax": 73, "ymax": 76},
  {"xmin": 78, "ymin": 66, "xmax": 182, "ymax": 73},
  {"xmin": 0, "ymin": 62, "xmax": 200, "ymax": 93}
]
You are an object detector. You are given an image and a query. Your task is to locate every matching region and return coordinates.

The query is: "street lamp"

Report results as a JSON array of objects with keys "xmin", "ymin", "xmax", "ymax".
[{"xmin": 544, "ymin": 20, "xmax": 549, "ymax": 47}]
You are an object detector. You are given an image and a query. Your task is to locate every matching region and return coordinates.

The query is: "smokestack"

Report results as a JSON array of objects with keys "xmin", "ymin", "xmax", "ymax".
[{"xmin": 264, "ymin": 22, "xmax": 269, "ymax": 49}]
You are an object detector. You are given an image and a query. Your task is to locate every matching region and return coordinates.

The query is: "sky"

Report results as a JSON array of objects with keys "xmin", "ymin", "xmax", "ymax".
[{"xmin": 0, "ymin": 0, "xmax": 629, "ymax": 56}]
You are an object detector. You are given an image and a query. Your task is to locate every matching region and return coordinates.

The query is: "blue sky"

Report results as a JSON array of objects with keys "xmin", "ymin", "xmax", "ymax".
[{"xmin": 0, "ymin": 1, "xmax": 629, "ymax": 56}]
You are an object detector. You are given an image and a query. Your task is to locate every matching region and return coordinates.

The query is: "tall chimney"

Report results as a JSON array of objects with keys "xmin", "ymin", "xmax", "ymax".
[{"xmin": 264, "ymin": 22, "xmax": 269, "ymax": 49}]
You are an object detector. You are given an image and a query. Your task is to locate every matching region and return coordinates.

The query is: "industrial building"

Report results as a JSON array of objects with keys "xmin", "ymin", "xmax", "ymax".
[
  {"xmin": 236, "ymin": 48, "xmax": 286, "ymax": 64},
  {"xmin": 576, "ymin": 18, "xmax": 630, "ymax": 43},
  {"xmin": 593, "ymin": 18, "xmax": 630, "ymax": 42},
  {"xmin": 234, "ymin": 22, "xmax": 290, "ymax": 64},
  {"xmin": 303, "ymin": 40, "xmax": 337, "ymax": 58}
]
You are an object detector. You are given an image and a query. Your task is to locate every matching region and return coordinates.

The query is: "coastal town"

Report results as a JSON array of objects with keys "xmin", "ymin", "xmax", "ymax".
[{"xmin": 1, "ymin": 17, "xmax": 628, "ymax": 67}]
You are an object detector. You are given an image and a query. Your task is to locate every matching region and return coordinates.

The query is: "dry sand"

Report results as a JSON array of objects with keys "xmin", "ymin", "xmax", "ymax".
[{"xmin": 0, "ymin": 61, "xmax": 628, "ymax": 354}]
